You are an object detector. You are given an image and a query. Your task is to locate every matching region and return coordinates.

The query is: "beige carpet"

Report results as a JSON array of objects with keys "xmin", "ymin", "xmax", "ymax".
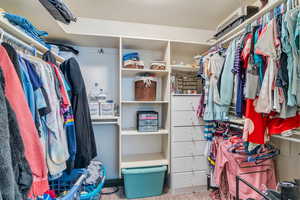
[{"xmin": 101, "ymin": 188, "xmax": 211, "ymax": 200}]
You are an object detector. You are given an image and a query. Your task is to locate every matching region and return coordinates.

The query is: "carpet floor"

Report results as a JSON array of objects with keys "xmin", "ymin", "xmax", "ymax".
[{"xmin": 100, "ymin": 187, "xmax": 211, "ymax": 200}]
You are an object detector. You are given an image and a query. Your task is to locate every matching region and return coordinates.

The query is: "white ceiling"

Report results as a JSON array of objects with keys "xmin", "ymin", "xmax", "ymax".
[
  {"xmin": 0, "ymin": 0, "xmax": 257, "ymax": 45},
  {"xmin": 64, "ymin": 0, "xmax": 251, "ymax": 30}
]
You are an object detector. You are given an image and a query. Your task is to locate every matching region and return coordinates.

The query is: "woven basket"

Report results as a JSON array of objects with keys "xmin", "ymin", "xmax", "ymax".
[{"xmin": 135, "ymin": 80, "xmax": 157, "ymax": 101}]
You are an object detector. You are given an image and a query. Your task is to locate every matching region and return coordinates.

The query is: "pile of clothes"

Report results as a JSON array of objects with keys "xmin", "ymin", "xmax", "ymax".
[
  {"xmin": 2, "ymin": 12, "xmax": 50, "ymax": 48},
  {"xmin": 123, "ymin": 52, "xmax": 144, "ymax": 69},
  {"xmin": 39, "ymin": 0, "xmax": 76, "ymax": 24}
]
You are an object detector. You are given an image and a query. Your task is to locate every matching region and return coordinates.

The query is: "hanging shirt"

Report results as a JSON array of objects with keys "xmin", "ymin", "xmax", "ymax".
[
  {"xmin": 219, "ymin": 39, "xmax": 238, "ymax": 107},
  {"xmin": 203, "ymin": 53, "xmax": 228, "ymax": 121},
  {"xmin": 255, "ymin": 19, "xmax": 280, "ymax": 114}
]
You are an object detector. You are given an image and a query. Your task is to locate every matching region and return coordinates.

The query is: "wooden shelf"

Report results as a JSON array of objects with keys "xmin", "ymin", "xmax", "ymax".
[
  {"xmin": 121, "ymin": 153, "xmax": 168, "ymax": 168},
  {"xmin": 91, "ymin": 116, "xmax": 119, "ymax": 120},
  {"xmin": 172, "ymin": 94, "xmax": 201, "ymax": 96},
  {"xmin": 0, "ymin": 16, "xmax": 64, "ymax": 63},
  {"xmin": 122, "ymin": 68, "xmax": 169, "ymax": 77},
  {"xmin": 171, "ymin": 65, "xmax": 200, "ymax": 72},
  {"xmin": 122, "ymin": 129, "xmax": 168, "ymax": 136},
  {"xmin": 122, "ymin": 100, "xmax": 169, "ymax": 104}
]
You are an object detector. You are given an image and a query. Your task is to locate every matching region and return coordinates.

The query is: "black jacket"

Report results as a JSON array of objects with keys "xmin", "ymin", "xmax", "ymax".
[{"xmin": 60, "ymin": 58, "xmax": 97, "ymax": 168}]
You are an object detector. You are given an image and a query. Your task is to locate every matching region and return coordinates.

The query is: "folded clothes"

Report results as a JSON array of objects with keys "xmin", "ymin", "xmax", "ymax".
[
  {"xmin": 123, "ymin": 52, "xmax": 139, "ymax": 61},
  {"xmin": 39, "ymin": 0, "xmax": 77, "ymax": 25},
  {"xmin": 3, "ymin": 13, "xmax": 50, "ymax": 48}
]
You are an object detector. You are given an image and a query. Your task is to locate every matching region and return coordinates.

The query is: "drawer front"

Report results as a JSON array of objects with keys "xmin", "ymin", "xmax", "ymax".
[
  {"xmin": 193, "ymin": 156, "xmax": 208, "ymax": 171},
  {"xmin": 172, "ymin": 172, "xmax": 193, "ymax": 189},
  {"xmin": 193, "ymin": 171, "xmax": 207, "ymax": 186},
  {"xmin": 172, "ymin": 142, "xmax": 194, "ymax": 157},
  {"xmin": 172, "ymin": 157, "xmax": 193, "ymax": 173},
  {"xmin": 172, "ymin": 110, "xmax": 204, "ymax": 126},
  {"xmin": 172, "ymin": 171, "xmax": 207, "ymax": 189},
  {"xmin": 172, "ymin": 156, "xmax": 208, "ymax": 173},
  {"xmin": 193, "ymin": 141, "xmax": 207, "ymax": 156},
  {"xmin": 172, "ymin": 126, "xmax": 205, "ymax": 142},
  {"xmin": 172, "ymin": 141, "xmax": 207, "ymax": 157},
  {"xmin": 172, "ymin": 96, "xmax": 200, "ymax": 111}
]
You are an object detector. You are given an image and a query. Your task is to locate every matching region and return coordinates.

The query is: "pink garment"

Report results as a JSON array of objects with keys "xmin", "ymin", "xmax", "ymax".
[
  {"xmin": 0, "ymin": 46, "xmax": 49, "ymax": 197},
  {"xmin": 214, "ymin": 139, "xmax": 276, "ymax": 200},
  {"xmin": 49, "ymin": 63, "xmax": 71, "ymax": 109}
]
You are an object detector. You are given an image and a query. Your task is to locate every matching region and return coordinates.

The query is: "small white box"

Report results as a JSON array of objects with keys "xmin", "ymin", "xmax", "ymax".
[
  {"xmin": 100, "ymin": 102, "xmax": 114, "ymax": 116},
  {"xmin": 89, "ymin": 102, "xmax": 100, "ymax": 116}
]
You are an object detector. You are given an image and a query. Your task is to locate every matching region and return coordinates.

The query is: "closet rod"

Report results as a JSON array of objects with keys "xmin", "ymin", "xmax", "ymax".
[
  {"xmin": 0, "ymin": 17, "xmax": 64, "ymax": 63},
  {"xmin": 0, "ymin": 28, "xmax": 43, "ymax": 56},
  {"xmin": 212, "ymin": 0, "xmax": 285, "ymax": 45}
]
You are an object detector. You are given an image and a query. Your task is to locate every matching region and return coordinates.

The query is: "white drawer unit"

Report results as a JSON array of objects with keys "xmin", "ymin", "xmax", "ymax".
[{"xmin": 171, "ymin": 95, "xmax": 208, "ymax": 194}]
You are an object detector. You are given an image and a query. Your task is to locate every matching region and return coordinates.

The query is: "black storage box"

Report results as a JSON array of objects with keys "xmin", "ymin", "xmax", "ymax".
[{"xmin": 137, "ymin": 111, "xmax": 159, "ymax": 132}]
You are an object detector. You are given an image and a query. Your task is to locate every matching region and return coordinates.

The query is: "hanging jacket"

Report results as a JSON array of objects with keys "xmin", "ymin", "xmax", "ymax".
[
  {"xmin": 60, "ymin": 57, "xmax": 97, "ymax": 168},
  {"xmin": 7, "ymin": 98, "xmax": 33, "ymax": 199},
  {"xmin": 0, "ymin": 68, "xmax": 23, "ymax": 200}
]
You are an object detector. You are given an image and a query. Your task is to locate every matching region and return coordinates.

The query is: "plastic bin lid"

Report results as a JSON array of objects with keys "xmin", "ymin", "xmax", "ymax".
[{"xmin": 122, "ymin": 166, "xmax": 167, "ymax": 175}]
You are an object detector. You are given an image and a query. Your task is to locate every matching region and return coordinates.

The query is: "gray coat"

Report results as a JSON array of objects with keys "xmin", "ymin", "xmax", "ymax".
[{"xmin": 0, "ymin": 68, "xmax": 32, "ymax": 200}]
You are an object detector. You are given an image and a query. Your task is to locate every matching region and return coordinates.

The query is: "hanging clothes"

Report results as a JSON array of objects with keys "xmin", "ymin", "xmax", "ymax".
[
  {"xmin": 6, "ymin": 96, "xmax": 33, "ymax": 199},
  {"xmin": 2, "ymin": 42, "xmax": 22, "ymax": 84},
  {"xmin": 28, "ymin": 56, "xmax": 69, "ymax": 177},
  {"xmin": 60, "ymin": 57, "xmax": 97, "ymax": 168},
  {"xmin": 0, "ymin": 45, "xmax": 49, "ymax": 197},
  {"xmin": 254, "ymin": 19, "xmax": 280, "ymax": 114},
  {"xmin": 218, "ymin": 39, "xmax": 238, "ymax": 107},
  {"xmin": 203, "ymin": 53, "xmax": 229, "ymax": 121},
  {"xmin": 43, "ymin": 51, "xmax": 77, "ymax": 172}
]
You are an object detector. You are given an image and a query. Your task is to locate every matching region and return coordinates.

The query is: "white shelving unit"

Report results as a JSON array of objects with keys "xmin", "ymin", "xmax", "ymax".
[{"xmin": 119, "ymin": 38, "xmax": 171, "ymax": 174}]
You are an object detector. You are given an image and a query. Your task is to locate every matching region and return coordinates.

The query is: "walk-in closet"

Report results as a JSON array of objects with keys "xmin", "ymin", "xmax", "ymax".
[{"xmin": 0, "ymin": 0, "xmax": 300, "ymax": 199}]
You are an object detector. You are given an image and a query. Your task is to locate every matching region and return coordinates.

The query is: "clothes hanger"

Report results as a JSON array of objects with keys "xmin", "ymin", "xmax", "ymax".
[{"xmin": 0, "ymin": 28, "xmax": 4, "ymax": 44}]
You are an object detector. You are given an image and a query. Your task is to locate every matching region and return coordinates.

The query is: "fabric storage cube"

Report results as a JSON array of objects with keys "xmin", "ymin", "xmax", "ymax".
[
  {"xmin": 137, "ymin": 111, "xmax": 159, "ymax": 132},
  {"xmin": 122, "ymin": 166, "xmax": 167, "ymax": 199}
]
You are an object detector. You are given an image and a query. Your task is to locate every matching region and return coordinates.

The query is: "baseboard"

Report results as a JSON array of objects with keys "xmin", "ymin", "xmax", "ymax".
[{"xmin": 104, "ymin": 178, "xmax": 124, "ymax": 187}]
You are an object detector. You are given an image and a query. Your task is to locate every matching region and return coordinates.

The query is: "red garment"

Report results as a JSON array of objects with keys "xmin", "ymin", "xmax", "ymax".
[
  {"xmin": 214, "ymin": 139, "xmax": 277, "ymax": 200},
  {"xmin": 268, "ymin": 115, "xmax": 300, "ymax": 134},
  {"xmin": 243, "ymin": 99, "xmax": 267, "ymax": 144},
  {"xmin": 0, "ymin": 46, "xmax": 49, "ymax": 197}
]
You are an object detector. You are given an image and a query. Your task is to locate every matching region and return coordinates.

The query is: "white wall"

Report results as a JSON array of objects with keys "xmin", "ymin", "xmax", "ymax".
[{"xmin": 58, "ymin": 18, "xmax": 213, "ymax": 45}]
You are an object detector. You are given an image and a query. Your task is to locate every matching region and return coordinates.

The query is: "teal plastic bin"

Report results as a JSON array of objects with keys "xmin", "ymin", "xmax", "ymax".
[{"xmin": 122, "ymin": 166, "xmax": 167, "ymax": 199}]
